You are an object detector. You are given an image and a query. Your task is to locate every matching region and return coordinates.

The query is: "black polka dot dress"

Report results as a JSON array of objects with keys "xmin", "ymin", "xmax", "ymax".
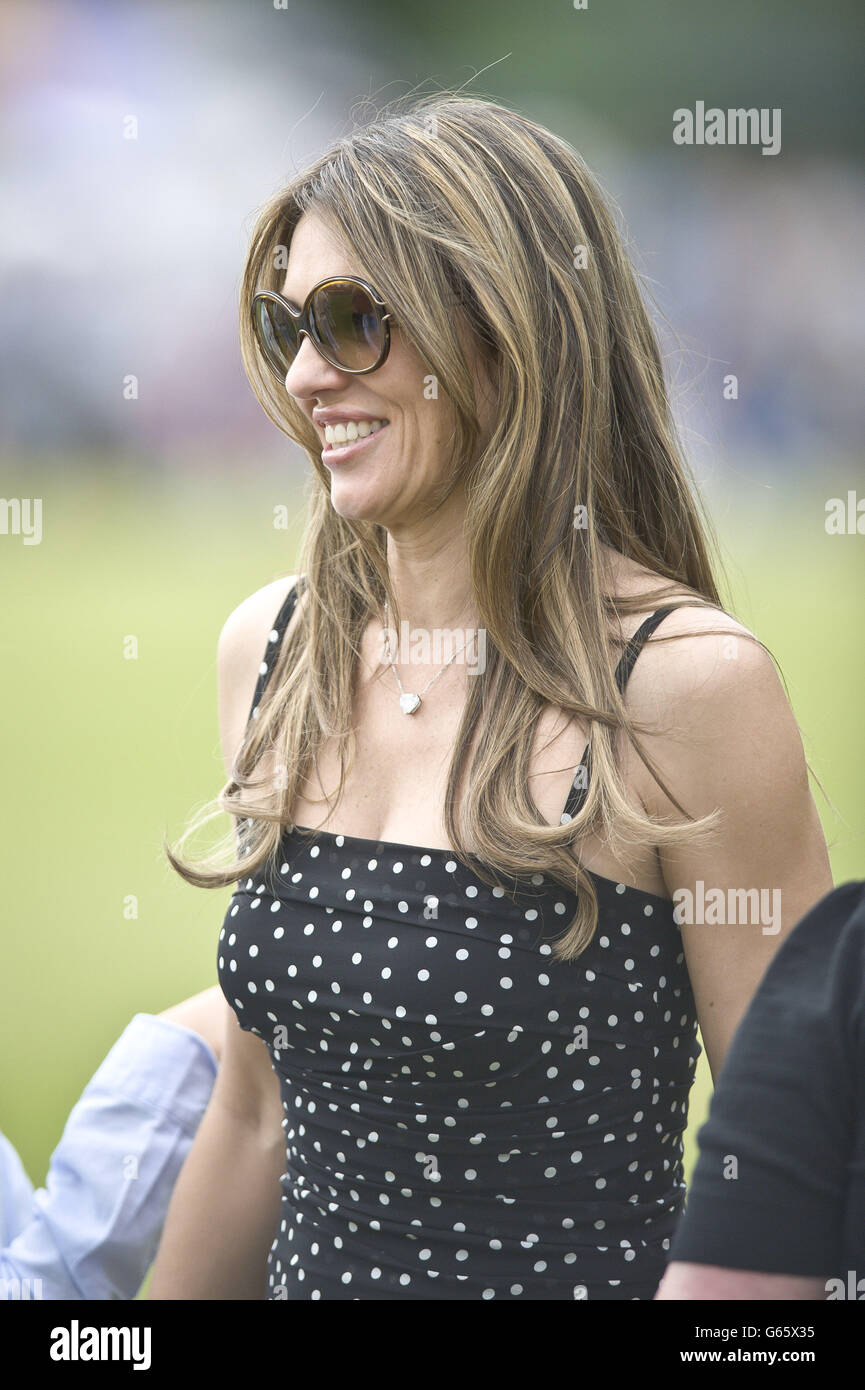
[{"xmin": 217, "ymin": 582, "xmax": 701, "ymax": 1300}]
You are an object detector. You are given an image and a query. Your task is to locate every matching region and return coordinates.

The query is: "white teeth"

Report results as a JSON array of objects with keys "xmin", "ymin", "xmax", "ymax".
[{"xmin": 323, "ymin": 418, "xmax": 387, "ymax": 445}]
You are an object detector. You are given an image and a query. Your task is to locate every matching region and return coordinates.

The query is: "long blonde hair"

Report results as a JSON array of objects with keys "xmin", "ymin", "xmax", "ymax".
[{"xmin": 167, "ymin": 91, "xmax": 744, "ymax": 960}]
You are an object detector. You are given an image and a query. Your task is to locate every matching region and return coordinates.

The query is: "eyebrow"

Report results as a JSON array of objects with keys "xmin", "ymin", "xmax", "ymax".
[{"xmin": 278, "ymin": 275, "xmax": 356, "ymax": 309}]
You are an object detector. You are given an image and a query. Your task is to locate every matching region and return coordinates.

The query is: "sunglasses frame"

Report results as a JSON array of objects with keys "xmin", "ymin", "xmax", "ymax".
[{"xmin": 251, "ymin": 276, "xmax": 392, "ymax": 380}]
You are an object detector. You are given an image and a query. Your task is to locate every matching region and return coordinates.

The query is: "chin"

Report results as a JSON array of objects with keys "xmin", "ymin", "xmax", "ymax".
[{"xmin": 329, "ymin": 488, "xmax": 389, "ymax": 525}]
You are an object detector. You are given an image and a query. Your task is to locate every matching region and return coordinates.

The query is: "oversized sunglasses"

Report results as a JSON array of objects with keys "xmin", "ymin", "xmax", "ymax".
[{"xmin": 251, "ymin": 276, "xmax": 392, "ymax": 380}]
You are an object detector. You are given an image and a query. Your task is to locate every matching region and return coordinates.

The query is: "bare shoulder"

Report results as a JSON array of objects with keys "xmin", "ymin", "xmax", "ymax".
[
  {"xmin": 604, "ymin": 549, "xmax": 772, "ymax": 713},
  {"xmin": 602, "ymin": 549, "xmax": 795, "ymax": 801},
  {"xmin": 217, "ymin": 574, "xmax": 302, "ymax": 676},
  {"xmin": 624, "ymin": 601, "xmax": 778, "ymax": 719},
  {"xmin": 216, "ymin": 573, "xmax": 304, "ymax": 776},
  {"xmin": 622, "ymin": 600, "xmax": 804, "ymax": 818}
]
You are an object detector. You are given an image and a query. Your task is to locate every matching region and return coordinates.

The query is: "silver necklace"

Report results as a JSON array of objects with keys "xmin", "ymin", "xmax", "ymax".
[{"xmin": 382, "ymin": 597, "xmax": 474, "ymax": 715}]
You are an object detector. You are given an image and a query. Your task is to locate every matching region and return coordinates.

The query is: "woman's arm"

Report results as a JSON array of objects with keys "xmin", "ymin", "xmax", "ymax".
[
  {"xmin": 147, "ymin": 1003, "xmax": 284, "ymax": 1300},
  {"xmin": 630, "ymin": 608, "xmax": 833, "ymax": 1081},
  {"xmin": 149, "ymin": 576, "xmax": 301, "ymax": 1299},
  {"xmin": 655, "ymin": 1263, "xmax": 825, "ymax": 1299},
  {"xmin": 158, "ymin": 985, "xmax": 225, "ymax": 1064}
]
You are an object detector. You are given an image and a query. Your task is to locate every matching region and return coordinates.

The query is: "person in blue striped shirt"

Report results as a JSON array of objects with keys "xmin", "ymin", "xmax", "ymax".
[{"xmin": 0, "ymin": 988, "xmax": 224, "ymax": 1300}]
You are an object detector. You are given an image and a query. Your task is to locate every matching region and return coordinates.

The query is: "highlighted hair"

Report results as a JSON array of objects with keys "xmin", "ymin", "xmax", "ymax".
[{"xmin": 167, "ymin": 92, "xmax": 741, "ymax": 960}]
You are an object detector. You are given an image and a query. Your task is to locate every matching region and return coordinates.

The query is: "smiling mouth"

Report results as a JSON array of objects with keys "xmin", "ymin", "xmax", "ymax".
[
  {"xmin": 321, "ymin": 420, "xmax": 390, "ymax": 463},
  {"xmin": 322, "ymin": 418, "xmax": 388, "ymax": 445}
]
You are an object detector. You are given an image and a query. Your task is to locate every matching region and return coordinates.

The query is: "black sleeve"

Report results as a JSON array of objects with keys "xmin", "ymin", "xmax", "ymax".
[{"xmin": 668, "ymin": 881, "xmax": 865, "ymax": 1278}]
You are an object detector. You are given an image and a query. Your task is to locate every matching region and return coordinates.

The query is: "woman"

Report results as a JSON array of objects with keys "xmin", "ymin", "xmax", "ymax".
[{"xmin": 150, "ymin": 93, "xmax": 832, "ymax": 1301}]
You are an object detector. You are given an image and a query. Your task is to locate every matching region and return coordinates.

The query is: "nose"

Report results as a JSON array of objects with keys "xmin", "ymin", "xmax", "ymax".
[{"xmin": 283, "ymin": 330, "xmax": 347, "ymax": 398}]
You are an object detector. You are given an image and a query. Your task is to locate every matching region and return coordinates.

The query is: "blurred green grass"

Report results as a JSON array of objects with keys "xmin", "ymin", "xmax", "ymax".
[{"xmin": 2, "ymin": 460, "xmax": 862, "ymax": 1250}]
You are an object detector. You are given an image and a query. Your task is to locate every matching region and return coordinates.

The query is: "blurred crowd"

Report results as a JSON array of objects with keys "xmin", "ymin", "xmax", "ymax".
[{"xmin": 1, "ymin": 0, "xmax": 862, "ymax": 474}]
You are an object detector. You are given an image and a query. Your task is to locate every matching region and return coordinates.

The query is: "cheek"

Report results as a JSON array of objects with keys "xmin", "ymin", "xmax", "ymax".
[
  {"xmin": 383, "ymin": 335, "xmax": 443, "ymax": 424},
  {"xmin": 391, "ymin": 404, "xmax": 453, "ymax": 471},
  {"xmin": 377, "ymin": 343, "xmax": 460, "ymax": 457},
  {"xmin": 414, "ymin": 381, "xmax": 459, "ymax": 441}
]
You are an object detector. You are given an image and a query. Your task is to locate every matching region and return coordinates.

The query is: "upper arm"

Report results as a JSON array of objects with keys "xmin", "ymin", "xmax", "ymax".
[
  {"xmin": 216, "ymin": 574, "xmax": 299, "ymax": 778},
  {"xmin": 210, "ymin": 1003, "xmax": 285, "ymax": 1146},
  {"xmin": 629, "ymin": 610, "xmax": 833, "ymax": 1080},
  {"xmin": 212, "ymin": 574, "xmax": 299, "ymax": 1129}
]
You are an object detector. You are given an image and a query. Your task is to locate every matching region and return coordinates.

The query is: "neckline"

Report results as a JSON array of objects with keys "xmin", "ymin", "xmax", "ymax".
[{"xmin": 287, "ymin": 823, "xmax": 674, "ymax": 908}]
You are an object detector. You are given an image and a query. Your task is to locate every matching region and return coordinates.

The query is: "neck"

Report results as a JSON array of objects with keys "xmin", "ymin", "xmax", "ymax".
[{"xmin": 383, "ymin": 534, "xmax": 478, "ymax": 634}]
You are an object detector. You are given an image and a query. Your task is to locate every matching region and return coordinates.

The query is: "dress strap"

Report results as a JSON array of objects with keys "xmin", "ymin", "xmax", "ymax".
[
  {"xmin": 247, "ymin": 576, "xmax": 305, "ymax": 724},
  {"xmin": 559, "ymin": 606, "xmax": 678, "ymax": 824}
]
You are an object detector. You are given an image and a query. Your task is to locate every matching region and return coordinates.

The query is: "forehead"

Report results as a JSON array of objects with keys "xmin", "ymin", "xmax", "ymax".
[{"xmin": 278, "ymin": 211, "xmax": 359, "ymax": 305}]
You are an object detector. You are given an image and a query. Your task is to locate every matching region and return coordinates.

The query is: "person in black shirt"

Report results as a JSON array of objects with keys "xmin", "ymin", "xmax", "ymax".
[{"xmin": 656, "ymin": 880, "xmax": 865, "ymax": 1300}]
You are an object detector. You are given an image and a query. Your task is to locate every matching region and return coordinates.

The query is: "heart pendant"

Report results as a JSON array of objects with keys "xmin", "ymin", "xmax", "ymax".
[{"xmin": 399, "ymin": 692, "xmax": 421, "ymax": 715}]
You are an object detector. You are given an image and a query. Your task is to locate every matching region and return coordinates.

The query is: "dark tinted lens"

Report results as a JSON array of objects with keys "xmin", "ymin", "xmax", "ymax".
[
  {"xmin": 310, "ymin": 283, "xmax": 384, "ymax": 370},
  {"xmin": 253, "ymin": 297, "xmax": 300, "ymax": 378}
]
